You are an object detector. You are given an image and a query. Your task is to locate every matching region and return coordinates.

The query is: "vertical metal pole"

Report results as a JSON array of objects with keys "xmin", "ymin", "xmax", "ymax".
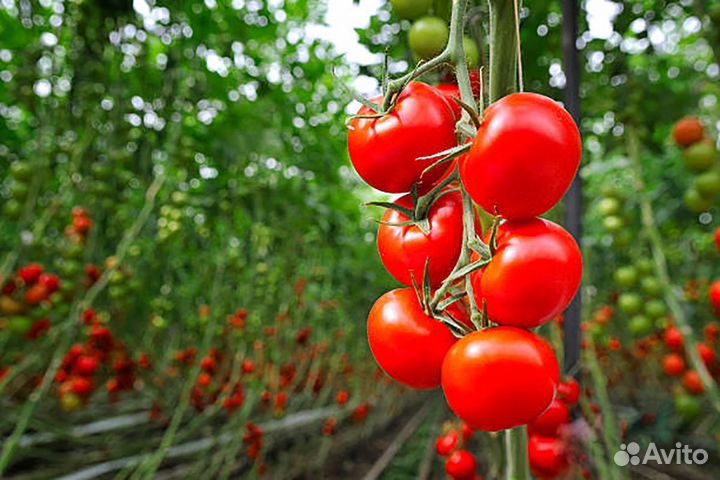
[{"xmin": 562, "ymin": 0, "xmax": 582, "ymax": 375}]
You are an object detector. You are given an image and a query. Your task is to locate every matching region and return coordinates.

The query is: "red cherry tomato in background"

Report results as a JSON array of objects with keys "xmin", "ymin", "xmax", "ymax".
[
  {"xmin": 435, "ymin": 431, "xmax": 460, "ymax": 456},
  {"xmin": 683, "ymin": 370, "xmax": 705, "ymax": 395},
  {"xmin": 378, "ymin": 190, "xmax": 470, "ymax": 288},
  {"xmin": 471, "ymin": 218, "xmax": 582, "ymax": 328},
  {"xmin": 442, "ymin": 327, "xmax": 560, "ymax": 432},
  {"xmin": 368, "ymin": 288, "xmax": 456, "ymax": 389},
  {"xmin": 715, "ymin": 227, "xmax": 720, "ymax": 251},
  {"xmin": 528, "ymin": 435, "xmax": 570, "ymax": 479},
  {"xmin": 557, "ymin": 378, "xmax": 580, "ymax": 406},
  {"xmin": 348, "ymin": 82, "xmax": 457, "ymax": 194},
  {"xmin": 19, "ymin": 263, "xmax": 44, "ymax": 284},
  {"xmin": 445, "ymin": 450, "xmax": 477, "ymax": 480},
  {"xmin": 529, "ymin": 399, "xmax": 570, "ymax": 437},
  {"xmin": 697, "ymin": 343, "xmax": 716, "ymax": 368},
  {"xmin": 664, "ymin": 325, "xmax": 684, "ymax": 351},
  {"xmin": 662, "ymin": 353, "xmax": 686, "ymax": 377},
  {"xmin": 460, "ymin": 93, "xmax": 581, "ymax": 219},
  {"xmin": 710, "ymin": 281, "xmax": 720, "ymax": 315}
]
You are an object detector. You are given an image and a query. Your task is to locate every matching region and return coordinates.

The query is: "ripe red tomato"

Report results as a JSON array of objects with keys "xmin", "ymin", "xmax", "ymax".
[
  {"xmin": 715, "ymin": 227, "xmax": 720, "ymax": 251},
  {"xmin": 662, "ymin": 353, "xmax": 686, "ymax": 377},
  {"xmin": 683, "ymin": 370, "xmax": 704, "ymax": 395},
  {"xmin": 664, "ymin": 326, "xmax": 684, "ymax": 351},
  {"xmin": 557, "ymin": 378, "xmax": 580, "ymax": 406},
  {"xmin": 435, "ymin": 431, "xmax": 460, "ymax": 456},
  {"xmin": 445, "ymin": 450, "xmax": 477, "ymax": 480},
  {"xmin": 710, "ymin": 281, "xmax": 720, "ymax": 315},
  {"xmin": 672, "ymin": 117, "xmax": 705, "ymax": 147},
  {"xmin": 39, "ymin": 274, "xmax": 61, "ymax": 294},
  {"xmin": 25, "ymin": 283, "xmax": 49, "ymax": 305},
  {"xmin": 529, "ymin": 399, "xmax": 570, "ymax": 437},
  {"xmin": 697, "ymin": 343, "xmax": 716, "ymax": 367},
  {"xmin": 460, "ymin": 93, "xmax": 581, "ymax": 219},
  {"xmin": 435, "ymin": 84, "xmax": 463, "ymax": 119},
  {"xmin": 70, "ymin": 377, "xmax": 94, "ymax": 397},
  {"xmin": 74, "ymin": 356, "xmax": 99, "ymax": 377},
  {"xmin": 18, "ymin": 263, "xmax": 44, "ymax": 284},
  {"xmin": 528, "ymin": 435, "xmax": 570, "ymax": 479},
  {"xmin": 368, "ymin": 288, "xmax": 456, "ymax": 389},
  {"xmin": 378, "ymin": 191, "xmax": 466, "ymax": 287},
  {"xmin": 348, "ymin": 82, "xmax": 457, "ymax": 193},
  {"xmin": 442, "ymin": 327, "xmax": 560, "ymax": 431},
  {"xmin": 470, "ymin": 218, "xmax": 582, "ymax": 328}
]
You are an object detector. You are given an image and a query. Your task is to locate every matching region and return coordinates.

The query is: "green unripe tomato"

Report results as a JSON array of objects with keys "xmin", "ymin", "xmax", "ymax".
[
  {"xmin": 694, "ymin": 170, "xmax": 720, "ymax": 197},
  {"xmin": 635, "ymin": 258, "xmax": 654, "ymax": 275},
  {"xmin": 10, "ymin": 161, "xmax": 32, "ymax": 181},
  {"xmin": 463, "ymin": 36, "xmax": 480, "ymax": 69},
  {"xmin": 598, "ymin": 197, "xmax": 621, "ymax": 216},
  {"xmin": 409, "ymin": 16, "xmax": 448, "ymax": 59},
  {"xmin": 618, "ymin": 293, "xmax": 643, "ymax": 315},
  {"xmin": 644, "ymin": 299, "xmax": 667, "ymax": 319},
  {"xmin": 603, "ymin": 215, "xmax": 624, "ymax": 232},
  {"xmin": 684, "ymin": 187, "xmax": 713, "ymax": 213},
  {"xmin": 684, "ymin": 141, "xmax": 717, "ymax": 172},
  {"xmin": 3, "ymin": 199, "xmax": 23, "ymax": 219},
  {"xmin": 9, "ymin": 182, "xmax": 29, "ymax": 200},
  {"xmin": 9, "ymin": 316, "xmax": 32, "ymax": 336},
  {"xmin": 640, "ymin": 276, "xmax": 663, "ymax": 296},
  {"xmin": 588, "ymin": 323, "xmax": 606, "ymax": 344},
  {"xmin": 614, "ymin": 266, "xmax": 638, "ymax": 288},
  {"xmin": 629, "ymin": 314, "xmax": 653, "ymax": 336},
  {"xmin": 59, "ymin": 260, "xmax": 82, "ymax": 277},
  {"xmin": 674, "ymin": 393, "xmax": 701, "ymax": 421},
  {"xmin": 391, "ymin": 0, "xmax": 432, "ymax": 20},
  {"xmin": 108, "ymin": 285, "xmax": 128, "ymax": 299}
]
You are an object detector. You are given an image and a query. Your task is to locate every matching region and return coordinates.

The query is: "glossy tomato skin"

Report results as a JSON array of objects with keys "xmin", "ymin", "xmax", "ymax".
[
  {"xmin": 528, "ymin": 399, "xmax": 570, "ymax": 436},
  {"xmin": 460, "ymin": 93, "xmax": 581, "ymax": 219},
  {"xmin": 348, "ymin": 82, "xmax": 456, "ymax": 193},
  {"xmin": 442, "ymin": 327, "xmax": 560, "ymax": 432},
  {"xmin": 378, "ymin": 191, "xmax": 464, "ymax": 287},
  {"xmin": 471, "ymin": 218, "xmax": 582, "ymax": 328},
  {"xmin": 368, "ymin": 288, "xmax": 456, "ymax": 389},
  {"xmin": 435, "ymin": 84, "xmax": 463, "ymax": 119},
  {"xmin": 528, "ymin": 435, "xmax": 570, "ymax": 479}
]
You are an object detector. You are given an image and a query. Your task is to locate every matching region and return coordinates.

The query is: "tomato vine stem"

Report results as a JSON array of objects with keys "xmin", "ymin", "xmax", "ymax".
[{"xmin": 626, "ymin": 125, "xmax": 720, "ymax": 415}]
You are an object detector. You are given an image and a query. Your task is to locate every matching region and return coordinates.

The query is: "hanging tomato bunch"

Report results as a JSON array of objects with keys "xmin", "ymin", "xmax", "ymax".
[{"xmin": 347, "ymin": 0, "xmax": 583, "ymax": 440}]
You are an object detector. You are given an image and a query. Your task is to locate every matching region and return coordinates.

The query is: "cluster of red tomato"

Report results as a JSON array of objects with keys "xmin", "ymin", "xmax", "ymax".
[
  {"xmin": 527, "ymin": 378, "xmax": 584, "ymax": 479},
  {"xmin": 661, "ymin": 323, "xmax": 719, "ymax": 418},
  {"xmin": 434, "ymin": 422, "xmax": 479, "ymax": 480},
  {"xmin": 672, "ymin": 117, "xmax": 720, "ymax": 212},
  {"xmin": 348, "ymin": 71, "xmax": 582, "ymax": 437},
  {"xmin": 56, "ymin": 308, "xmax": 145, "ymax": 411},
  {"xmin": 1, "ymin": 263, "xmax": 61, "ymax": 338}
]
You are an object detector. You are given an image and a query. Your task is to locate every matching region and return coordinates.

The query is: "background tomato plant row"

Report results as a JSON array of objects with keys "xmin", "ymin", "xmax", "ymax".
[{"xmin": 1, "ymin": 0, "xmax": 720, "ymax": 478}]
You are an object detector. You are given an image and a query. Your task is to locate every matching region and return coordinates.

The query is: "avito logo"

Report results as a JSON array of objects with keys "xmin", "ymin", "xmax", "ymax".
[{"xmin": 614, "ymin": 442, "xmax": 708, "ymax": 467}]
